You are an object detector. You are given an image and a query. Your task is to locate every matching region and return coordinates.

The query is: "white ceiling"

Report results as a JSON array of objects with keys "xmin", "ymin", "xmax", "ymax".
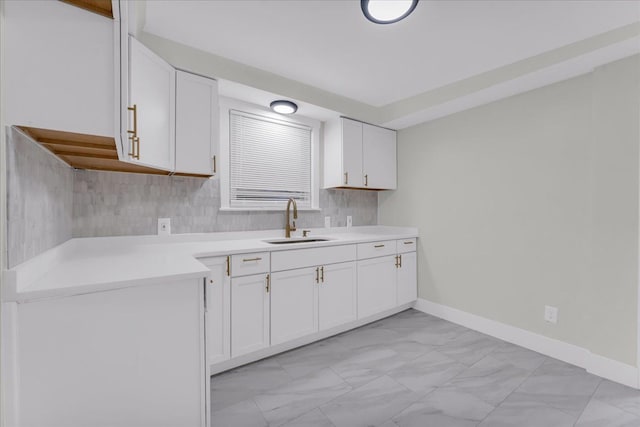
[{"xmin": 142, "ymin": 1, "xmax": 640, "ymax": 126}]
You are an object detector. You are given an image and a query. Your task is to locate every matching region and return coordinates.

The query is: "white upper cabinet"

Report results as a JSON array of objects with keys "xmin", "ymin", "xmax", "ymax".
[
  {"xmin": 175, "ymin": 71, "xmax": 219, "ymax": 176},
  {"xmin": 362, "ymin": 123, "xmax": 397, "ymax": 190},
  {"xmin": 3, "ymin": 0, "xmax": 116, "ymax": 137},
  {"xmin": 126, "ymin": 36, "xmax": 176, "ymax": 171},
  {"xmin": 323, "ymin": 117, "xmax": 397, "ymax": 190},
  {"xmin": 342, "ymin": 118, "xmax": 364, "ymax": 187}
]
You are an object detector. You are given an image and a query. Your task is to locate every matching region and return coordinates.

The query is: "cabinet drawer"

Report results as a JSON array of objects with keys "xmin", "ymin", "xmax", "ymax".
[
  {"xmin": 357, "ymin": 240, "xmax": 397, "ymax": 260},
  {"xmin": 231, "ymin": 252, "xmax": 270, "ymax": 277},
  {"xmin": 271, "ymin": 245, "xmax": 356, "ymax": 272},
  {"xmin": 397, "ymin": 238, "xmax": 417, "ymax": 253}
]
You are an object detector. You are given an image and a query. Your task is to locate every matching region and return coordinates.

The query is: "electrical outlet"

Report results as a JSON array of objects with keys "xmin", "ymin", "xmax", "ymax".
[
  {"xmin": 158, "ymin": 218, "xmax": 171, "ymax": 236},
  {"xmin": 544, "ymin": 305, "xmax": 558, "ymax": 324},
  {"xmin": 346, "ymin": 216, "xmax": 353, "ymax": 228},
  {"xmin": 324, "ymin": 216, "xmax": 331, "ymax": 228}
]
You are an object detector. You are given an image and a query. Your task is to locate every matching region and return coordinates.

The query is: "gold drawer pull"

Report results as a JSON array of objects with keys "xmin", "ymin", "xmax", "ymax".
[
  {"xmin": 404, "ymin": 241, "xmax": 414, "ymax": 245},
  {"xmin": 242, "ymin": 257, "xmax": 262, "ymax": 262},
  {"xmin": 344, "ymin": 172, "xmax": 348, "ymax": 185},
  {"xmin": 364, "ymin": 174, "xmax": 369, "ymax": 186},
  {"xmin": 374, "ymin": 244, "xmax": 385, "ymax": 248},
  {"xmin": 127, "ymin": 104, "xmax": 137, "ymax": 135}
]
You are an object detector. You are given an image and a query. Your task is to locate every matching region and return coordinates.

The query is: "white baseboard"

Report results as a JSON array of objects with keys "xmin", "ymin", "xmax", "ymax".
[{"xmin": 413, "ymin": 298, "xmax": 639, "ymax": 389}]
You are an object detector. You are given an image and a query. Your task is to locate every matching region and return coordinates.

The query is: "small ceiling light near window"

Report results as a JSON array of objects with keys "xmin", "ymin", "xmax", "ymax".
[
  {"xmin": 361, "ymin": 0, "xmax": 418, "ymax": 24},
  {"xmin": 270, "ymin": 100, "xmax": 298, "ymax": 115}
]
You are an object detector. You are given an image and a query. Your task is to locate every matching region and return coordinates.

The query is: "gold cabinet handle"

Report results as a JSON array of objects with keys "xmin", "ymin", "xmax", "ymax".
[
  {"xmin": 226, "ymin": 256, "xmax": 230, "ymax": 276},
  {"xmin": 127, "ymin": 104, "xmax": 137, "ymax": 136},
  {"xmin": 364, "ymin": 174, "xmax": 368, "ymax": 186},
  {"xmin": 399, "ymin": 254, "xmax": 402, "ymax": 268},
  {"xmin": 374, "ymin": 244, "xmax": 385, "ymax": 248},
  {"xmin": 344, "ymin": 172, "xmax": 348, "ymax": 185},
  {"xmin": 395, "ymin": 255, "xmax": 399, "ymax": 268},
  {"xmin": 213, "ymin": 155, "xmax": 217, "ymax": 174},
  {"xmin": 265, "ymin": 274, "xmax": 270, "ymax": 293},
  {"xmin": 404, "ymin": 241, "xmax": 414, "ymax": 245},
  {"xmin": 128, "ymin": 135, "xmax": 135, "ymax": 157},
  {"xmin": 242, "ymin": 257, "xmax": 262, "ymax": 262},
  {"xmin": 134, "ymin": 136, "xmax": 140, "ymax": 160},
  {"xmin": 315, "ymin": 267, "xmax": 319, "ymax": 284},
  {"xmin": 320, "ymin": 266, "xmax": 324, "ymax": 283}
]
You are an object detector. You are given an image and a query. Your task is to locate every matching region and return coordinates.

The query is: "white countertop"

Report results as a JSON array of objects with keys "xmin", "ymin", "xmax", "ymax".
[{"xmin": 3, "ymin": 226, "xmax": 417, "ymax": 302}]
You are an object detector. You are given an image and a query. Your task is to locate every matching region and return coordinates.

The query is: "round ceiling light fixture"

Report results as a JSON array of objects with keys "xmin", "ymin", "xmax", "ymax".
[
  {"xmin": 270, "ymin": 100, "xmax": 298, "ymax": 115},
  {"xmin": 361, "ymin": 0, "xmax": 418, "ymax": 24}
]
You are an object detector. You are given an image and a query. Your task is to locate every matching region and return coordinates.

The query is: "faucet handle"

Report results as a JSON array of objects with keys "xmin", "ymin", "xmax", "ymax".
[{"xmin": 302, "ymin": 230, "xmax": 311, "ymax": 237}]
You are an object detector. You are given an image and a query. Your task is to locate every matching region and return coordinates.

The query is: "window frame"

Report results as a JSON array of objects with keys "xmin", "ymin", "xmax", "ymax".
[{"xmin": 219, "ymin": 96, "xmax": 320, "ymax": 211}]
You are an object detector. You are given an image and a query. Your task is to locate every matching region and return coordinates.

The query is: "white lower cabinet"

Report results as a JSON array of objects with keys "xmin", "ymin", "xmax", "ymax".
[
  {"xmin": 271, "ymin": 267, "xmax": 319, "ymax": 346},
  {"xmin": 231, "ymin": 273, "xmax": 270, "ymax": 357},
  {"xmin": 396, "ymin": 251, "xmax": 418, "ymax": 305},
  {"xmin": 201, "ymin": 257, "xmax": 231, "ymax": 365},
  {"xmin": 215, "ymin": 238, "xmax": 416, "ymax": 369},
  {"xmin": 357, "ymin": 255, "xmax": 398, "ymax": 318},
  {"xmin": 319, "ymin": 261, "xmax": 357, "ymax": 330}
]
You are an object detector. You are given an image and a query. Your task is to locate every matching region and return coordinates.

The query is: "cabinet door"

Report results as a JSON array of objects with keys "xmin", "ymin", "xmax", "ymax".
[
  {"xmin": 357, "ymin": 255, "xmax": 397, "ymax": 318},
  {"xmin": 128, "ymin": 36, "xmax": 175, "ymax": 171},
  {"xmin": 319, "ymin": 261, "xmax": 357, "ymax": 331},
  {"xmin": 4, "ymin": 0, "xmax": 116, "ymax": 137},
  {"xmin": 362, "ymin": 124, "xmax": 397, "ymax": 189},
  {"xmin": 396, "ymin": 252, "xmax": 417, "ymax": 305},
  {"xmin": 342, "ymin": 118, "xmax": 364, "ymax": 187},
  {"xmin": 201, "ymin": 257, "xmax": 230, "ymax": 365},
  {"xmin": 271, "ymin": 267, "xmax": 318, "ymax": 345},
  {"xmin": 175, "ymin": 71, "xmax": 218, "ymax": 175},
  {"xmin": 231, "ymin": 273, "xmax": 270, "ymax": 357}
]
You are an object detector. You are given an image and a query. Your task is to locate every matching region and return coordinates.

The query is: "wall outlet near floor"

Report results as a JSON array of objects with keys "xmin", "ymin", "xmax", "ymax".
[
  {"xmin": 158, "ymin": 218, "xmax": 171, "ymax": 236},
  {"xmin": 324, "ymin": 216, "xmax": 331, "ymax": 228},
  {"xmin": 346, "ymin": 216, "xmax": 353, "ymax": 228},
  {"xmin": 544, "ymin": 305, "xmax": 558, "ymax": 324}
]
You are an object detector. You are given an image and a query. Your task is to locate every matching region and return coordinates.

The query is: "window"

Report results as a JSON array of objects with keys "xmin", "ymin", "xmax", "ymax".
[{"xmin": 220, "ymin": 98, "xmax": 320, "ymax": 210}]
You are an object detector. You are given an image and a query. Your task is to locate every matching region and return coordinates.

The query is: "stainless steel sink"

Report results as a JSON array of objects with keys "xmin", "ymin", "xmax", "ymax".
[{"xmin": 264, "ymin": 238, "xmax": 331, "ymax": 245}]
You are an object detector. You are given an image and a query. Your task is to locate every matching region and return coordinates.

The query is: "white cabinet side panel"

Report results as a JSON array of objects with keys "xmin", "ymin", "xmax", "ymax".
[{"xmin": 17, "ymin": 279, "xmax": 205, "ymax": 427}]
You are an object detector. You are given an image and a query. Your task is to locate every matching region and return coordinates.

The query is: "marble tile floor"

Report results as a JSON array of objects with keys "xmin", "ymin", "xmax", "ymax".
[{"xmin": 211, "ymin": 309, "xmax": 640, "ymax": 427}]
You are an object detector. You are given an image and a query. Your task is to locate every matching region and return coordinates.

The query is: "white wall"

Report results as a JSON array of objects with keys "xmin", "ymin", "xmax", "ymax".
[{"xmin": 379, "ymin": 55, "xmax": 640, "ymax": 366}]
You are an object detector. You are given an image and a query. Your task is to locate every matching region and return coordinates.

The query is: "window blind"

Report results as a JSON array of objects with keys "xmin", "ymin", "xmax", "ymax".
[{"xmin": 229, "ymin": 110, "xmax": 312, "ymax": 208}]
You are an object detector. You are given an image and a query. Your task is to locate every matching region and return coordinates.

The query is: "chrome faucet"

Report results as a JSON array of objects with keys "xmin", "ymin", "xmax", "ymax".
[{"xmin": 285, "ymin": 198, "xmax": 298, "ymax": 238}]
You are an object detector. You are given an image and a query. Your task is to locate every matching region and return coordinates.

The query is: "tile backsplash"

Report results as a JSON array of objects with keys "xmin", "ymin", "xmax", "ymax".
[
  {"xmin": 6, "ymin": 127, "xmax": 378, "ymax": 266},
  {"xmin": 73, "ymin": 170, "xmax": 377, "ymax": 237},
  {"xmin": 6, "ymin": 127, "xmax": 73, "ymax": 267}
]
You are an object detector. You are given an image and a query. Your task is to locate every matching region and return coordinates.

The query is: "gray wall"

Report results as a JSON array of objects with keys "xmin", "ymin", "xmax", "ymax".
[
  {"xmin": 6, "ymin": 128, "xmax": 378, "ymax": 266},
  {"xmin": 6, "ymin": 127, "xmax": 73, "ymax": 267},
  {"xmin": 379, "ymin": 55, "xmax": 640, "ymax": 366}
]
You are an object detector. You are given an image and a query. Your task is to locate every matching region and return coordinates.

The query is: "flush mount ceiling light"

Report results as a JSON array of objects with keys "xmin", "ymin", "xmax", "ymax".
[
  {"xmin": 270, "ymin": 100, "xmax": 298, "ymax": 115},
  {"xmin": 361, "ymin": 0, "xmax": 418, "ymax": 24}
]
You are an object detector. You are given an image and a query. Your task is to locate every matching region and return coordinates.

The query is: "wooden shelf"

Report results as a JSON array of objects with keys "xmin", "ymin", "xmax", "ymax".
[
  {"xmin": 18, "ymin": 126, "xmax": 171, "ymax": 176},
  {"xmin": 59, "ymin": 0, "xmax": 113, "ymax": 19}
]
